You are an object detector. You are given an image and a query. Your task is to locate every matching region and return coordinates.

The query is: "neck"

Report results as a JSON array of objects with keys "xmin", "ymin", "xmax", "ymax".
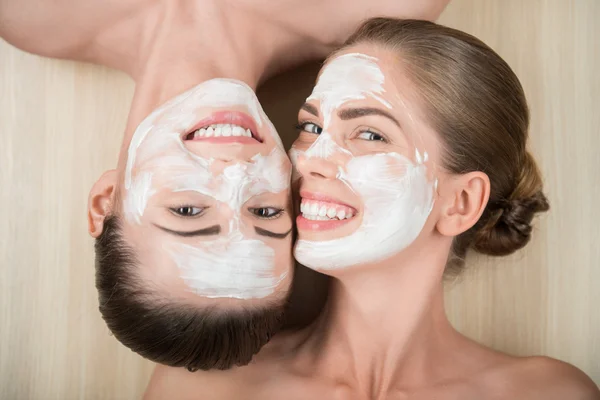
[
  {"xmin": 109, "ymin": 0, "xmax": 327, "ymax": 158},
  {"xmin": 123, "ymin": 1, "xmax": 268, "ymax": 136},
  {"xmin": 303, "ymin": 238, "xmax": 464, "ymax": 397}
]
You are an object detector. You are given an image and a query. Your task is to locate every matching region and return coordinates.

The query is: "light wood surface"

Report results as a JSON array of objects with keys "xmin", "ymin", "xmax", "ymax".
[
  {"xmin": 0, "ymin": 0, "xmax": 598, "ymax": 398},
  {"xmin": 439, "ymin": 0, "xmax": 600, "ymax": 382}
]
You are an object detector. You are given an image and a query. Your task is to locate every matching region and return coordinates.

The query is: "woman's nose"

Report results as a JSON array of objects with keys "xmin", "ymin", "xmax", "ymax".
[{"xmin": 296, "ymin": 156, "xmax": 339, "ymax": 180}]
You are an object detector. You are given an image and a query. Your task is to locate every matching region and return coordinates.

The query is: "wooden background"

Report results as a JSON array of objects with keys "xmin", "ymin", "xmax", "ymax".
[{"xmin": 1, "ymin": 0, "xmax": 598, "ymax": 398}]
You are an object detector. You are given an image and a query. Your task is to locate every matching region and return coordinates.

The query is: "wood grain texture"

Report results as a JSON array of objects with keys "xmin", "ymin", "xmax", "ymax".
[
  {"xmin": 439, "ymin": 0, "xmax": 600, "ymax": 382},
  {"xmin": 0, "ymin": 0, "xmax": 597, "ymax": 398}
]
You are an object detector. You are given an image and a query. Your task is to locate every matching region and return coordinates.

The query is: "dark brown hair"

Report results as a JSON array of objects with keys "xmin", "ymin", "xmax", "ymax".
[
  {"xmin": 95, "ymin": 215, "xmax": 284, "ymax": 371},
  {"xmin": 344, "ymin": 18, "xmax": 549, "ymax": 272}
]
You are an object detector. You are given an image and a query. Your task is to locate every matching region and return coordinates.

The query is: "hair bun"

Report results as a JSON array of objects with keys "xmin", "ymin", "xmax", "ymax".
[
  {"xmin": 473, "ymin": 192, "xmax": 549, "ymax": 256},
  {"xmin": 473, "ymin": 152, "xmax": 550, "ymax": 256}
]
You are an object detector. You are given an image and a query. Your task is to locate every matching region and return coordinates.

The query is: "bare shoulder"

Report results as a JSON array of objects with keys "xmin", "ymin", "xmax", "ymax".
[
  {"xmin": 0, "ymin": 0, "xmax": 144, "ymax": 58},
  {"xmin": 522, "ymin": 357, "xmax": 600, "ymax": 399},
  {"xmin": 1, "ymin": 0, "xmax": 84, "ymax": 56},
  {"xmin": 487, "ymin": 356, "xmax": 600, "ymax": 400},
  {"xmin": 241, "ymin": 0, "xmax": 450, "ymax": 51}
]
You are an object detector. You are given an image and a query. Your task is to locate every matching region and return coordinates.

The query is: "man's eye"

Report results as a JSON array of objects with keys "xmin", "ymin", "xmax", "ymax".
[
  {"xmin": 170, "ymin": 206, "xmax": 204, "ymax": 217},
  {"xmin": 357, "ymin": 131, "xmax": 386, "ymax": 142},
  {"xmin": 296, "ymin": 122, "xmax": 323, "ymax": 135},
  {"xmin": 250, "ymin": 207, "xmax": 284, "ymax": 219}
]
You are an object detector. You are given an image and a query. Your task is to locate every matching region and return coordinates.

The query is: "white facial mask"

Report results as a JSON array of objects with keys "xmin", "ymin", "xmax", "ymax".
[
  {"xmin": 170, "ymin": 234, "xmax": 286, "ymax": 299},
  {"xmin": 307, "ymin": 53, "xmax": 392, "ymax": 128},
  {"xmin": 295, "ymin": 150, "xmax": 434, "ymax": 270},
  {"xmin": 124, "ymin": 79, "xmax": 290, "ymax": 299},
  {"xmin": 294, "ymin": 54, "xmax": 435, "ymax": 270}
]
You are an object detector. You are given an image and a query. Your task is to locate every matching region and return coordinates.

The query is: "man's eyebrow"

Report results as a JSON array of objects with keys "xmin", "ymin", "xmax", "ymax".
[
  {"xmin": 254, "ymin": 226, "xmax": 293, "ymax": 239},
  {"xmin": 153, "ymin": 224, "xmax": 221, "ymax": 237},
  {"xmin": 338, "ymin": 107, "xmax": 401, "ymax": 128},
  {"xmin": 300, "ymin": 103, "xmax": 319, "ymax": 117}
]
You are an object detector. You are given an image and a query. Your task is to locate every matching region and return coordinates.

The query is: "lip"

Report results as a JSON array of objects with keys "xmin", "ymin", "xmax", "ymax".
[
  {"xmin": 184, "ymin": 111, "xmax": 262, "ymax": 143},
  {"xmin": 296, "ymin": 214, "xmax": 355, "ymax": 231}
]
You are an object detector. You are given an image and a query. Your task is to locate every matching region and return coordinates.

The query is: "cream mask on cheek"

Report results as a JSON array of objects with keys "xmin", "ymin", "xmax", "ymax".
[
  {"xmin": 123, "ymin": 79, "xmax": 290, "ymax": 299},
  {"xmin": 293, "ymin": 54, "xmax": 435, "ymax": 270}
]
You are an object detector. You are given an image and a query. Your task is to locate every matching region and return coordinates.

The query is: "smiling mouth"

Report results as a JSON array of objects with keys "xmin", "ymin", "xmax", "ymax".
[
  {"xmin": 184, "ymin": 111, "xmax": 262, "ymax": 143},
  {"xmin": 297, "ymin": 195, "xmax": 359, "ymax": 231},
  {"xmin": 186, "ymin": 123, "xmax": 255, "ymax": 140},
  {"xmin": 300, "ymin": 199, "xmax": 355, "ymax": 220}
]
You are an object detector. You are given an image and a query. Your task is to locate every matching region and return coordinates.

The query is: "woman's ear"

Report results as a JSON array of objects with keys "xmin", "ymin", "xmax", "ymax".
[
  {"xmin": 436, "ymin": 171, "xmax": 490, "ymax": 237},
  {"xmin": 88, "ymin": 170, "xmax": 118, "ymax": 238}
]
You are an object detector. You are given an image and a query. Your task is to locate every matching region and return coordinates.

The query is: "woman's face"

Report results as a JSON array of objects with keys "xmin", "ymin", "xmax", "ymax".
[
  {"xmin": 291, "ymin": 45, "xmax": 440, "ymax": 271},
  {"xmin": 121, "ymin": 79, "xmax": 293, "ymax": 302}
]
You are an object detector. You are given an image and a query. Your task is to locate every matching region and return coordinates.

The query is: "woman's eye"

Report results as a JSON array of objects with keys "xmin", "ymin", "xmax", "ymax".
[
  {"xmin": 297, "ymin": 122, "xmax": 323, "ymax": 135},
  {"xmin": 250, "ymin": 207, "xmax": 284, "ymax": 219},
  {"xmin": 357, "ymin": 131, "xmax": 386, "ymax": 142},
  {"xmin": 170, "ymin": 206, "xmax": 204, "ymax": 217}
]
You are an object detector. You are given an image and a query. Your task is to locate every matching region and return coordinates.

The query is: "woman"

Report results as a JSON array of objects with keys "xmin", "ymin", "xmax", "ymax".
[
  {"xmin": 145, "ymin": 18, "xmax": 599, "ymax": 399},
  {"xmin": 0, "ymin": 0, "xmax": 449, "ymax": 371}
]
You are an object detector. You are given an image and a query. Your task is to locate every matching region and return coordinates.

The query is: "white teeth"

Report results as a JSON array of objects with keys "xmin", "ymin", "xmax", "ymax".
[
  {"xmin": 299, "ymin": 200, "xmax": 356, "ymax": 221},
  {"xmin": 232, "ymin": 126, "xmax": 244, "ymax": 137},
  {"xmin": 305, "ymin": 215, "xmax": 331, "ymax": 221},
  {"xmin": 191, "ymin": 124, "xmax": 254, "ymax": 139},
  {"xmin": 195, "ymin": 128, "xmax": 209, "ymax": 138},
  {"xmin": 326, "ymin": 207, "xmax": 336, "ymax": 218},
  {"xmin": 310, "ymin": 203, "xmax": 319, "ymax": 214}
]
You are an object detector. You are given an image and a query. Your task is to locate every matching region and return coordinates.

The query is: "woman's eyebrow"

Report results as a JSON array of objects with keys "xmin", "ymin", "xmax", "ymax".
[
  {"xmin": 153, "ymin": 224, "xmax": 221, "ymax": 237},
  {"xmin": 254, "ymin": 226, "xmax": 293, "ymax": 239},
  {"xmin": 301, "ymin": 103, "xmax": 319, "ymax": 117},
  {"xmin": 338, "ymin": 107, "xmax": 401, "ymax": 128}
]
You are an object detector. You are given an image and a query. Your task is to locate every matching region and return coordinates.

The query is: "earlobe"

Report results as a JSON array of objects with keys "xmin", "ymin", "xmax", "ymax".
[
  {"xmin": 88, "ymin": 170, "xmax": 118, "ymax": 238},
  {"xmin": 436, "ymin": 172, "xmax": 490, "ymax": 237}
]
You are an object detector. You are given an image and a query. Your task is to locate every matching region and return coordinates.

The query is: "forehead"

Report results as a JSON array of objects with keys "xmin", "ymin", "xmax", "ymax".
[
  {"xmin": 316, "ymin": 46, "xmax": 420, "ymax": 107},
  {"xmin": 309, "ymin": 47, "xmax": 441, "ymax": 162},
  {"xmin": 123, "ymin": 222, "xmax": 291, "ymax": 302},
  {"xmin": 312, "ymin": 47, "xmax": 418, "ymax": 117}
]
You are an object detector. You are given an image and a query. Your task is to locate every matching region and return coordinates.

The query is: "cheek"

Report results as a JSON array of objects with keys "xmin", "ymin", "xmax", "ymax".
[
  {"xmin": 292, "ymin": 132, "xmax": 318, "ymax": 149},
  {"xmin": 288, "ymin": 148, "xmax": 304, "ymax": 181},
  {"xmin": 272, "ymin": 238, "xmax": 294, "ymax": 276},
  {"xmin": 272, "ymin": 211, "xmax": 294, "ymax": 231},
  {"xmin": 345, "ymin": 153, "xmax": 435, "ymax": 225},
  {"xmin": 123, "ymin": 172, "xmax": 155, "ymax": 224}
]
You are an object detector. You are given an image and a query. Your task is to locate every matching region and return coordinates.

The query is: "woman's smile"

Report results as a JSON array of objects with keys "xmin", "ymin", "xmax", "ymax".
[
  {"xmin": 297, "ymin": 191, "xmax": 359, "ymax": 231},
  {"xmin": 184, "ymin": 110, "xmax": 262, "ymax": 144}
]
